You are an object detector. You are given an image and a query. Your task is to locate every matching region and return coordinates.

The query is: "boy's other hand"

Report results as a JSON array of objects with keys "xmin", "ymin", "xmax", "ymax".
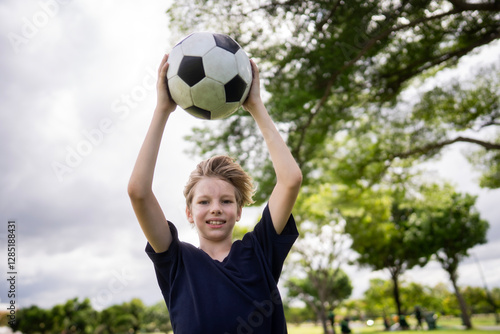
[
  {"xmin": 157, "ymin": 54, "xmax": 177, "ymax": 114},
  {"xmin": 242, "ymin": 59, "xmax": 264, "ymax": 113}
]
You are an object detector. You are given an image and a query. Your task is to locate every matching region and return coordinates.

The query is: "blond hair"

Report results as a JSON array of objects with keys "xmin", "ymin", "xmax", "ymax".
[{"xmin": 184, "ymin": 155, "xmax": 255, "ymax": 210}]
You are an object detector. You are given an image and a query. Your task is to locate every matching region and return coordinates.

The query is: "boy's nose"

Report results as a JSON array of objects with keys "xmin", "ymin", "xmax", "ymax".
[{"xmin": 211, "ymin": 205, "xmax": 222, "ymax": 215}]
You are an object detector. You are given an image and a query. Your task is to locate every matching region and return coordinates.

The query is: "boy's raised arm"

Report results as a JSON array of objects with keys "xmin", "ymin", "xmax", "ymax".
[
  {"xmin": 243, "ymin": 60, "xmax": 303, "ymax": 234},
  {"xmin": 128, "ymin": 54, "xmax": 176, "ymax": 253}
]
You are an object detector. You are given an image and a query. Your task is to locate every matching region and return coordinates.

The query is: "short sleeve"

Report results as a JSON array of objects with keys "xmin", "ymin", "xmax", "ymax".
[
  {"xmin": 145, "ymin": 221, "xmax": 179, "ymax": 258},
  {"xmin": 248, "ymin": 204, "xmax": 298, "ymax": 281},
  {"xmin": 145, "ymin": 221, "xmax": 180, "ymax": 293}
]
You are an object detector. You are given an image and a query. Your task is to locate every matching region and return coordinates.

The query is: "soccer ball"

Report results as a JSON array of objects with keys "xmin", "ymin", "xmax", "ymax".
[{"xmin": 166, "ymin": 32, "xmax": 252, "ymax": 120}]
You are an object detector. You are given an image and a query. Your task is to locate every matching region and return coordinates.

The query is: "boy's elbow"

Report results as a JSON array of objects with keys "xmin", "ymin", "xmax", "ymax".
[
  {"xmin": 294, "ymin": 170, "xmax": 303, "ymax": 188},
  {"xmin": 127, "ymin": 179, "xmax": 149, "ymax": 201},
  {"xmin": 127, "ymin": 182, "xmax": 140, "ymax": 200},
  {"xmin": 288, "ymin": 168, "xmax": 303, "ymax": 190}
]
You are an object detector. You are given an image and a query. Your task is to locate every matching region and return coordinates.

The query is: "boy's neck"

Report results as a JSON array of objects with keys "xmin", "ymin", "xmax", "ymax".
[{"xmin": 199, "ymin": 239, "xmax": 232, "ymax": 262}]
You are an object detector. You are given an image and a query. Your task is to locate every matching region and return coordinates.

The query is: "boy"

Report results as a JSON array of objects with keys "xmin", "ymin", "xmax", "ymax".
[{"xmin": 128, "ymin": 54, "xmax": 302, "ymax": 333}]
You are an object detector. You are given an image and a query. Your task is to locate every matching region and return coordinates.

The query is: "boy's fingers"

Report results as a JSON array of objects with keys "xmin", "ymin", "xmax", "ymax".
[{"xmin": 158, "ymin": 54, "xmax": 169, "ymax": 75}]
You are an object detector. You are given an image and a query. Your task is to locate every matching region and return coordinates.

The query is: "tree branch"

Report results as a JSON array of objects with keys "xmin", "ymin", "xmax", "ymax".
[
  {"xmin": 448, "ymin": 0, "xmax": 500, "ymax": 11},
  {"xmin": 291, "ymin": 9, "xmax": 462, "ymax": 163},
  {"xmin": 383, "ymin": 27, "xmax": 500, "ymax": 94},
  {"xmin": 392, "ymin": 136, "xmax": 500, "ymax": 160},
  {"xmin": 310, "ymin": 8, "xmax": 462, "ymax": 122},
  {"xmin": 315, "ymin": 0, "xmax": 342, "ymax": 31}
]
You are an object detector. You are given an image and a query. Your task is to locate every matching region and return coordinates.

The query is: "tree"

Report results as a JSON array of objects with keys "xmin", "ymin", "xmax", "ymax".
[
  {"xmin": 283, "ymin": 304, "xmax": 316, "ymax": 325},
  {"xmin": 284, "ymin": 201, "xmax": 353, "ymax": 334},
  {"xmin": 165, "ymin": 0, "xmax": 500, "ymax": 200},
  {"xmin": 462, "ymin": 286, "xmax": 494, "ymax": 315},
  {"xmin": 9, "ymin": 305, "xmax": 53, "ymax": 334},
  {"xmin": 286, "ymin": 268, "xmax": 352, "ymax": 334},
  {"xmin": 362, "ymin": 279, "xmax": 459, "ymax": 320},
  {"xmin": 473, "ymin": 249, "xmax": 500, "ymax": 324},
  {"xmin": 423, "ymin": 189, "xmax": 489, "ymax": 329},
  {"xmin": 363, "ymin": 278, "xmax": 394, "ymax": 319},
  {"xmin": 142, "ymin": 301, "xmax": 172, "ymax": 333},
  {"xmin": 429, "ymin": 283, "xmax": 457, "ymax": 316},
  {"xmin": 11, "ymin": 298, "xmax": 98, "ymax": 334},
  {"xmin": 50, "ymin": 298, "xmax": 97, "ymax": 334},
  {"xmin": 9, "ymin": 297, "xmax": 173, "ymax": 334},
  {"xmin": 344, "ymin": 180, "xmax": 434, "ymax": 318},
  {"xmin": 377, "ymin": 69, "xmax": 500, "ymax": 188},
  {"xmin": 97, "ymin": 298, "xmax": 145, "ymax": 334},
  {"xmin": 491, "ymin": 288, "xmax": 500, "ymax": 324}
]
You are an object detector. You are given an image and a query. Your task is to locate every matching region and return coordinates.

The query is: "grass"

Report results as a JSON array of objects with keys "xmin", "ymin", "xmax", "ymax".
[
  {"xmin": 288, "ymin": 324, "xmax": 325, "ymax": 334},
  {"xmin": 150, "ymin": 315, "xmax": 500, "ymax": 334},
  {"xmin": 288, "ymin": 325, "xmax": 500, "ymax": 334},
  {"xmin": 287, "ymin": 314, "xmax": 500, "ymax": 334}
]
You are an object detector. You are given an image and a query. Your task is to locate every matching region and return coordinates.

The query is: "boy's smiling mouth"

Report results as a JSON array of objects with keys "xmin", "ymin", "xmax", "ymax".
[{"xmin": 206, "ymin": 219, "xmax": 226, "ymax": 226}]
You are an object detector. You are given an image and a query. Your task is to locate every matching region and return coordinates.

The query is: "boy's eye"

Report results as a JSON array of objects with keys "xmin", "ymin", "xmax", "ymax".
[
  {"xmin": 222, "ymin": 199, "xmax": 234, "ymax": 204},
  {"xmin": 199, "ymin": 200, "xmax": 209, "ymax": 205}
]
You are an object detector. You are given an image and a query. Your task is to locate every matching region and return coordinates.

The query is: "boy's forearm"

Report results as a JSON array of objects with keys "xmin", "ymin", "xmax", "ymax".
[
  {"xmin": 249, "ymin": 102, "xmax": 302, "ymax": 234},
  {"xmin": 128, "ymin": 107, "xmax": 171, "ymax": 196},
  {"xmin": 250, "ymin": 103, "xmax": 302, "ymax": 186}
]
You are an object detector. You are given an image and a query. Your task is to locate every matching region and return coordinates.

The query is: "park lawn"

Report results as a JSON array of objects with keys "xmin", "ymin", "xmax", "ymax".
[
  {"xmin": 287, "ymin": 324, "xmax": 324, "ymax": 334},
  {"xmin": 288, "ymin": 314, "xmax": 500, "ymax": 334},
  {"xmin": 287, "ymin": 324, "xmax": 382, "ymax": 334},
  {"xmin": 438, "ymin": 315, "xmax": 497, "ymax": 327},
  {"xmin": 377, "ymin": 331, "xmax": 500, "ymax": 334},
  {"xmin": 287, "ymin": 324, "xmax": 500, "ymax": 334}
]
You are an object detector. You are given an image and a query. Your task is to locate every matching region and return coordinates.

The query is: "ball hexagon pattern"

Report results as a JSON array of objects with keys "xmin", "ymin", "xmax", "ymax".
[{"xmin": 166, "ymin": 32, "xmax": 252, "ymax": 120}]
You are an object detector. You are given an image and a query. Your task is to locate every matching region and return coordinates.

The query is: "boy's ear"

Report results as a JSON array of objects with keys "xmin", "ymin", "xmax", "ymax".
[
  {"xmin": 186, "ymin": 206, "xmax": 194, "ymax": 224},
  {"xmin": 236, "ymin": 206, "xmax": 242, "ymax": 222}
]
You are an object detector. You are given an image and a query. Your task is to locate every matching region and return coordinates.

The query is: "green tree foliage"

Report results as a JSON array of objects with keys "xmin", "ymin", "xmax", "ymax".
[
  {"xmin": 363, "ymin": 278, "xmax": 394, "ymax": 318},
  {"xmin": 343, "ymin": 180, "xmax": 434, "ymax": 317},
  {"xmin": 289, "ymin": 279, "xmax": 465, "ymax": 326},
  {"xmin": 166, "ymin": 0, "xmax": 500, "ymax": 201},
  {"xmin": 361, "ymin": 279, "xmax": 467, "ymax": 318},
  {"xmin": 345, "ymin": 181, "xmax": 490, "ymax": 325},
  {"xmin": 12, "ymin": 298, "xmax": 98, "ymax": 334},
  {"xmin": 491, "ymin": 287, "xmax": 500, "ymax": 324},
  {"xmin": 462, "ymin": 286, "xmax": 495, "ymax": 315},
  {"xmin": 10, "ymin": 305, "xmax": 53, "ymax": 334},
  {"xmin": 283, "ymin": 304, "xmax": 316, "ymax": 325},
  {"xmin": 284, "ymin": 210, "xmax": 353, "ymax": 334},
  {"xmin": 52, "ymin": 298, "xmax": 98, "ymax": 334},
  {"xmin": 422, "ymin": 189, "xmax": 489, "ymax": 329},
  {"xmin": 8, "ymin": 297, "xmax": 172, "ymax": 334},
  {"xmin": 286, "ymin": 268, "xmax": 352, "ymax": 334},
  {"xmin": 360, "ymin": 278, "xmax": 448, "ymax": 318},
  {"xmin": 387, "ymin": 69, "xmax": 500, "ymax": 188},
  {"xmin": 232, "ymin": 223, "xmax": 252, "ymax": 241},
  {"xmin": 141, "ymin": 301, "xmax": 172, "ymax": 333},
  {"xmin": 97, "ymin": 298, "xmax": 145, "ymax": 334}
]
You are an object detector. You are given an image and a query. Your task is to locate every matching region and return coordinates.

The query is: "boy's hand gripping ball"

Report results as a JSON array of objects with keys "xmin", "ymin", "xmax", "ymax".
[{"xmin": 167, "ymin": 32, "xmax": 252, "ymax": 120}]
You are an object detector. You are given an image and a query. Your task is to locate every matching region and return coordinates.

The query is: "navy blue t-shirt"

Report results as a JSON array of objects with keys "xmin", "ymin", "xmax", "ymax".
[{"xmin": 146, "ymin": 204, "xmax": 298, "ymax": 334}]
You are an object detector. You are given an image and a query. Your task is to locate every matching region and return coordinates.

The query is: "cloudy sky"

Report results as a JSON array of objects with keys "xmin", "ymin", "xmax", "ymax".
[{"xmin": 0, "ymin": 0, "xmax": 499, "ymax": 311}]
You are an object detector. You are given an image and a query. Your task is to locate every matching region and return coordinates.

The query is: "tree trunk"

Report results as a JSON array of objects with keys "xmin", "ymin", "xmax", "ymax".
[
  {"xmin": 390, "ymin": 270, "xmax": 403, "ymax": 317},
  {"xmin": 318, "ymin": 304, "xmax": 329, "ymax": 334},
  {"xmin": 302, "ymin": 298, "xmax": 329, "ymax": 334},
  {"xmin": 320, "ymin": 315, "xmax": 329, "ymax": 334},
  {"xmin": 486, "ymin": 297, "xmax": 500, "ymax": 325},
  {"xmin": 449, "ymin": 271, "xmax": 473, "ymax": 329},
  {"xmin": 315, "ymin": 276, "xmax": 331, "ymax": 334}
]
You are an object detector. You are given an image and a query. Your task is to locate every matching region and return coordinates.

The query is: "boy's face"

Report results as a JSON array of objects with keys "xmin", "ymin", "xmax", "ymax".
[{"xmin": 186, "ymin": 177, "xmax": 242, "ymax": 243}]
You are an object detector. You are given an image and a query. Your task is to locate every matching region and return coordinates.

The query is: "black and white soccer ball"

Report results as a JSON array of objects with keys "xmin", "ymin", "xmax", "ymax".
[{"xmin": 166, "ymin": 32, "xmax": 252, "ymax": 120}]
